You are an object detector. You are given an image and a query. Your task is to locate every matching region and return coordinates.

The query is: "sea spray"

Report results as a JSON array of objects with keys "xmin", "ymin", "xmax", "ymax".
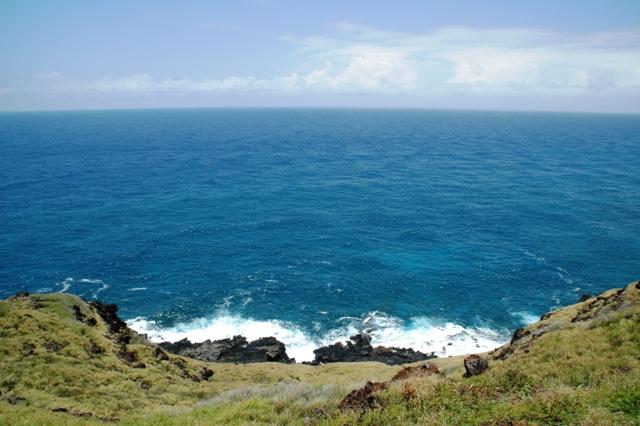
[{"xmin": 129, "ymin": 311, "xmax": 508, "ymax": 362}]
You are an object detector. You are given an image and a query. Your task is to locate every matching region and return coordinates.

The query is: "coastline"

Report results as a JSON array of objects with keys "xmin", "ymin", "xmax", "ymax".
[
  {"xmin": 1, "ymin": 280, "xmax": 638, "ymax": 424},
  {"xmin": 127, "ymin": 310, "xmax": 509, "ymax": 363}
]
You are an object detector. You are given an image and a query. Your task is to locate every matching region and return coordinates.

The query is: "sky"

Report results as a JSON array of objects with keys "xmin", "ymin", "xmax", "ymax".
[{"xmin": 1, "ymin": 0, "xmax": 639, "ymax": 112}]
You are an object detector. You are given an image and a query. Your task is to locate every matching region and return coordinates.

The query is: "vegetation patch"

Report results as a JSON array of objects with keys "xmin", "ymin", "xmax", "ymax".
[{"xmin": 1, "ymin": 281, "xmax": 639, "ymax": 425}]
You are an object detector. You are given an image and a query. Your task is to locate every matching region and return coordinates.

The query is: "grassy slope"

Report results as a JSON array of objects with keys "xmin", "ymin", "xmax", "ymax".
[{"xmin": 1, "ymin": 282, "xmax": 639, "ymax": 425}]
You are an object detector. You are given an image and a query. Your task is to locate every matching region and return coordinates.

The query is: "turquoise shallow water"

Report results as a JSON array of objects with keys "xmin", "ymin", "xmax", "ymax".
[{"xmin": 1, "ymin": 109, "xmax": 639, "ymax": 360}]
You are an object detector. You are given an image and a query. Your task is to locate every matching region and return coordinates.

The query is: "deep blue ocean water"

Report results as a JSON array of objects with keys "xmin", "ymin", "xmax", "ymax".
[{"xmin": 1, "ymin": 109, "xmax": 639, "ymax": 360}]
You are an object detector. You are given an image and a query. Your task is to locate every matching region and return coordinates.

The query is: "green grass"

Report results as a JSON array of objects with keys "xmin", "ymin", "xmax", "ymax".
[{"xmin": 1, "ymin": 282, "xmax": 639, "ymax": 425}]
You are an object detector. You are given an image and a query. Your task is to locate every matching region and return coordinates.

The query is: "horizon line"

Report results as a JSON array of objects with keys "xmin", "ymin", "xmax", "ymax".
[{"xmin": 1, "ymin": 105, "xmax": 639, "ymax": 116}]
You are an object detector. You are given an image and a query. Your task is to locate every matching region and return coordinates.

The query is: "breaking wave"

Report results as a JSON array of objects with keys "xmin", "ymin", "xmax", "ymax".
[
  {"xmin": 128, "ymin": 310, "xmax": 508, "ymax": 363},
  {"xmin": 57, "ymin": 277, "xmax": 109, "ymax": 299}
]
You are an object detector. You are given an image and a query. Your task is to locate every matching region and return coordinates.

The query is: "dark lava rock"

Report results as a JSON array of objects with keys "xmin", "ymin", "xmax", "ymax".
[
  {"xmin": 169, "ymin": 358, "xmax": 209, "ymax": 382},
  {"xmin": 463, "ymin": 354, "xmax": 489, "ymax": 377},
  {"xmin": 12, "ymin": 292, "xmax": 43, "ymax": 308},
  {"xmin": 72, "ymin": 305, "xmax": 86, "ymax": 322},
  {"xmin": 160, "ymin": 335, "xmax": 291, "ymax": 363},
  {"xmin": 72, "ymin": 305, "xmax": 97, "ymax": 326},
  {"xmin": 200, "ymin": 367, "xmax": 214, "ymax": 381},
  {"xmin": 44, "ymin": 341, "xmax": 62, "ymax": 352},
  {"xmin": 579, "ymin": 294, "xmax": 593, "ymax": 302},
  {"xmin": 89, "ymin": 301, "xmax": 128, "ymax": 334},
  {"xmin": 52, "ymin": 407, "xmax": 96, "ymax": 419},
  {"xmin": 311, "ymin": 333, "xmax": 436, "ymax": 365},
  {"xmin": 87, "ymin": 342, "xmax": 103, "ymax": 356},
  {"xmin": 7, "ymin": 395, "xmax": 27, "ymax": 405},
  {"xmin": 116, "ymin": 346, "xmax": 145, "ymax": 368},
  {"xmin": 90, "ymin": 301, "xmax": 130, "ymax": 344},
  {"xmin": 539, "ymin": 311, "xmax": 554, "ymax": 321},
  {"xmin": 571, "ymin": 288, "xmax": 626, "ymax": 323},
  {"xmin": 117, "ymin": 346, "xmax": 137, "ymax": 363},
  {"xmin": 339, "ymin": 381, "xmax": 389, "ymax": 411},
  {"xmin": 153, "ymin": 346, "xmax": 170, "ymax": 361},
  {"xmin": 510, "ymin": 327, "xmax": 531, "ymax": 345},
  {"xmin": 22, "ymin": 342, "xmax": 36, "ymax": 356},
  {"xmin": 492, "ymin": 345, "xmax": 514, "ymax": 360}
]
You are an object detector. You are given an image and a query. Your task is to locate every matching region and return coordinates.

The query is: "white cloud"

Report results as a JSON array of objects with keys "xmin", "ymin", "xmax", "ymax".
[
  {"xmin": 279, "ymin": 52, "xmax": 417, "ymax": 93},
  {"xmin": 2, "ymin": 25, "xmax": 639, "ymax": 101},
  {"xmin": 282, "ymin": 25, "xmax": 640, "ymax": 94},
  {"xmin": 78, "ymin": 51, "xmax": 418, "ymax": 95},
  {"xmin": 445, "ymin": 48, "xmax": 545, "ymax": 86}
]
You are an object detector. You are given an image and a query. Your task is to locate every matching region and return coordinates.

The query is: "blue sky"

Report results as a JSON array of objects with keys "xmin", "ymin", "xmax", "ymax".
[{"xmin": 1, "ymin": 0, "xmax": 639, "ymax": 112}]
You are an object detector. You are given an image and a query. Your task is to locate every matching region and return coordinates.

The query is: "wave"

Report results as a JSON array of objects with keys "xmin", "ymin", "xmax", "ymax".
[
  {"xmin": 521, "ymin": 249, "xmax": 580, "ymax": 286},
  {"xmin": 57, "ymin": 277, "xmax": 109, "ymax": 299},
  {"xmin": 510, "ymin": 311, "xmax": 539, "ymax": 326},
  {"xmin": 128, "ymin": 311, "xmax": 508, "ymax": 363}
]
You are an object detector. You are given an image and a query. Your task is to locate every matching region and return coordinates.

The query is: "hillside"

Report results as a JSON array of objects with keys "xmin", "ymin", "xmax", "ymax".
[{"xmin": 0, "ymin": 281, "xmax": 639, "ymax": 425}]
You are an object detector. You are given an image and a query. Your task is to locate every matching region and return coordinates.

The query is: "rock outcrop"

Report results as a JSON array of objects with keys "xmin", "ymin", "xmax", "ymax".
[
  {"xmin": 89, "ymin": 301, "xmax": 128, "ymax": 335},
  {"xmin": 462, "ymin": 354, "xmax": 488, "ymax": 377},
  {"xmin": 310, "ymin": 333, "xmax": 436, "ymax": 365},
  {"xmin": 340, "ymin": 362, "xmax": 441, "ymax": 412},
  {"xmin": 491, "ymin": 281, "xmax": 640, "ymax": 361},
  {"xmin": 391, "ymin": 362, "xmax": 440, "ymax": 381},
  {"xmin": 159, "ymin": 335, "xmax": 292, "ymax": 363},
  {"xmin": 339, "ymin": 381, "xmax": 389, "ymax": 411}
]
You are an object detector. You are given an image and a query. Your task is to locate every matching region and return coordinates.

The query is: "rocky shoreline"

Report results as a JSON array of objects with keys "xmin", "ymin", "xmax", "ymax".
[
  {"xmin": 89, "ymin": 289, "xmax": 620, "ymax": 366},
  {"xmin": 4, "ymin": 282, "xmax": 639, "ymax": 425},
  {"xmin": 159, "ymin": 335, "xmax": 294, "ymax": 363},
  {"xmin": 17, "ymin": 288, "xmax": 624, "ymax": 367},
  {"xmin": 12, "ymin": 290, "xmax": 438, "ymax": 365},
  {"xmin": 156, "ymin": 331, "xmax": 436, "ymax": 365},
  {"xmin": 305, "ymin": 333, "xmax": 436, "ymax": 365}
]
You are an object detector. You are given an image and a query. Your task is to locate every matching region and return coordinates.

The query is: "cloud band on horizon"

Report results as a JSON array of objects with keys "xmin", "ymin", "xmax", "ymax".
[{"xmin": 2, "ymin": 24, "xmax": 639, "ymax": 111}]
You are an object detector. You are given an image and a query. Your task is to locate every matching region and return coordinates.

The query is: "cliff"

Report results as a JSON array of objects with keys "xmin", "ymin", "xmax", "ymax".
[{"xmin": 0, "ymin": 281, "xmax": 638, "ymax": 425}]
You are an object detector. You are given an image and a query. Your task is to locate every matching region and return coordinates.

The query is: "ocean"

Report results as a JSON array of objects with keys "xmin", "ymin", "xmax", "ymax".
[{"xmin": 1, "ymin": 108, "xmax": 639, "ymax": 361}]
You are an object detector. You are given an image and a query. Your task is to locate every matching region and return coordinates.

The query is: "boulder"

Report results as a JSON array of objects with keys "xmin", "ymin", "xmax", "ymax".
[
  {"xmin": 153, "ymin": 346, "xmax": 170, "ymax": 361},
  {"xmin": 463, "ymin": 354, "xmax": 489, "ymax": 377},
  {"xmin": 391, "ymin": 363, "xmax": 440, "ymax": 381},
  {"xmin": 339, "ymin": 381, "xmax": 389, "ymax": 411},
  {"xmin": 159, "ymin": 335, "xmax": 291, "ymax": 363},
  {"xmin": 311, "ymin": 333, "xmax": 435, "ymax": 365},
  {"xmin": 199, "ymin": 367, "xmax": 214, "ymax": 381},
  {"xmin": 510, "ymin": 327, "xmax": 531, "ymax": 345}
]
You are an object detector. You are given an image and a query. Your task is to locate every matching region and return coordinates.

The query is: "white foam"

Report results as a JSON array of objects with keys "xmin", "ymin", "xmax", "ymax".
[
  {"xmin": 128, "ymin": 287, "xmax": 148, "ymax": 292},
  {"xmin": 521, "ymin": 249, "xmax": 578, "ymax": 286},
  {"xmin": 128, "ymin": 310, "xmax": 508, "ymax": 363},
  {"xmin": 556, "ymin": 270, "xmax": 574, "ymax": 285},
  {"xmin": 522, "ymin": 250, "xmax": 547, "ymax": 264},
  {"xmin": 510, "ymin": 311, "xmax": 539, "ymax": 326},
  {"xmin": 58, "ymin": 278, "xmax": 74, "ymax": 293},
  {"xmin": 56, "ymin": 277, "xmax": 109, "ymax": 299},
  {"xmin": 128, "ymin": 314, "xmax": 319, "ymax": 362}
]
